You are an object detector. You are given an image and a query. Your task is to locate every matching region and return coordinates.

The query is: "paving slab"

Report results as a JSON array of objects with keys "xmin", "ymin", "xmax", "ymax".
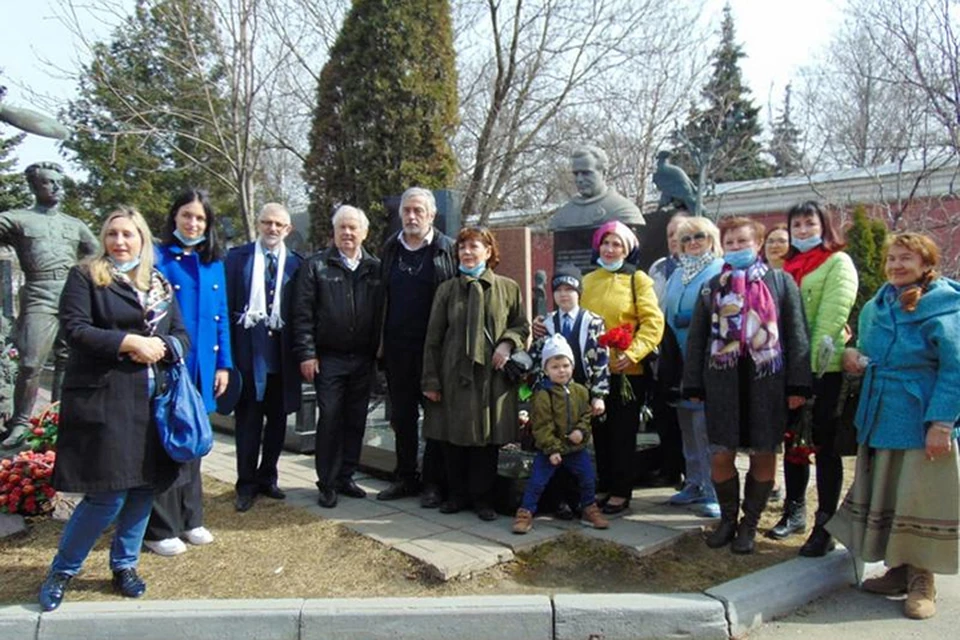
[
  {"xmin": 461, "ymin": 517, "xmax": 567, "ymax": 552},
  {"xmin": 579, "ymin": 519, "xmax": 687, "ymax": 557},
  {"xmin": 0, "ymin": 513, "xmax": 26, "ymax": 539},
  {"xmin": 342, "ymin": 510, "xmax": 453, "ymax": 547},
  {"xmin": 554, "ymin": 593, "xmax": 729, "ymax": 640},
  {"xmin": 320, "ymin": 497, "xmax": 402, "ymax": 523},
  {"xmin": 394, "ymin": 530, "xmax": 515, "ymax": 580}
]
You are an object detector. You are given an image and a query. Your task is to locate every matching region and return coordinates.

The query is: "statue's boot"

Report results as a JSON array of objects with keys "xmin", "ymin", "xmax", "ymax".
[{"xmin": 1, "ymin": 423, "xmax": 28, "ymax": 449}]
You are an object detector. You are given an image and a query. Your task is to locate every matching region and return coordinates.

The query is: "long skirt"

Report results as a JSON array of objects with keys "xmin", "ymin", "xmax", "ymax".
[{"xmin": 827, "ymin": 445, "xmax": 960, "ymax": 574}]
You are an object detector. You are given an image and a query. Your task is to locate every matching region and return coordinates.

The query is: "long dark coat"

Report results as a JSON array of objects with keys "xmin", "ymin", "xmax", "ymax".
[
  {"xmin": 682, "ymin": 268, "xmax": 812, "ymax": 451},
  {"xmin": 421, "ymin": 269, "xmax": 530, "ymax": 446},
  {"xmin": 52, "ymin": 266, "xmax": 189, "ymax": 494}
]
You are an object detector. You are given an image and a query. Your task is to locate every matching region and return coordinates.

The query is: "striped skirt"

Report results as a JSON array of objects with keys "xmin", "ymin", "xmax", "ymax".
[{"xmin": 827, "ymin": 445, "xmax": 960, "ymax": 574}]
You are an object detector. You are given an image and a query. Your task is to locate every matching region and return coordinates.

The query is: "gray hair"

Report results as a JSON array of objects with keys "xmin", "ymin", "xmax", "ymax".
[
  {"xmin": 571, "ymin": 145, "xmax": 608, "ymax": 174},
  {"xmin": 258, "ymin": 202, "xmax": 290, "ymax": 223},
  {"xmin": 399, "ymin": 187, "xmax": 437, "ymax": 216},
  {"xmin": 332, "ymin": 204, "xmax": 369, "ymax": 232}
]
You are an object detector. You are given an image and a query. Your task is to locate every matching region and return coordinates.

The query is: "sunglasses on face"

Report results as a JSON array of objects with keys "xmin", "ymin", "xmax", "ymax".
[{"xmin": 680, "ymin": 232, "xmax": 708, "ymax": 245}]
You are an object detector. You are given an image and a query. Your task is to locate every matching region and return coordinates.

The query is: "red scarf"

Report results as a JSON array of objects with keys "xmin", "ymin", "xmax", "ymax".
[{"xmin": 783, "ymin": 246, "xmax": 832, "ymax": 286}]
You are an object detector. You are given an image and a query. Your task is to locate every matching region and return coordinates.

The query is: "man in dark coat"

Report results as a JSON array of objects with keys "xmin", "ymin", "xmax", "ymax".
[
  {"xmin": 375, "ymin": 187, "xmax": 458, "ymax": 507},
  {"xmin": 292, "ymin": 205, "xmax": 383, "ymax": 508},
  {"xmin": 225, "ymin": 203, "xmax": 303, "ymax": 512}
]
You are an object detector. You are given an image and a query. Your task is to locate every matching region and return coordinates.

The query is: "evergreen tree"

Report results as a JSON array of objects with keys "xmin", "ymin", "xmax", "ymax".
[
  {"xmin": 769, "ymin": 84, "xmax": 803, "ymax": 177},
  {"xmin": 674, "ymin": 4, "xmax": 771, "ymax": 184},
  {"xmin": 303, "ymin": 0, "xmax": 459, "ymax": 248},
  {"xmin": 0, "ymin": 131, "xmax": 29, "ymax": 213},
  {"xmin": 845, "ymin": 205, "xmax": 888, "ymax": 332},
  {"xmin": 63, "ymin": 0, "xmax": 238, "ymax": 232}
]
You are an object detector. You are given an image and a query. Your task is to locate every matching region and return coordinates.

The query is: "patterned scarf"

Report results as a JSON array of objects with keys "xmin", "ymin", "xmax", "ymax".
[
  {"xmin": 112, "ymin": 265, "xmax": 174, "ymax": 336},
  {"xmin": 709, "ymin": 259, "xmax": 783, "ymax": 377},
  {"xmin": 679, "ymin": 252, "xmax": 716, "ymax": 285}
]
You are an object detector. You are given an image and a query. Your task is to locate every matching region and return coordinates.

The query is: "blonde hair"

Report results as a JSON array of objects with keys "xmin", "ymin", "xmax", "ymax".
[
  {"xmin": 88, "ymin": 207, "xmax": 156, "ymax": 291},
  {"xmin": 675, "ymin": 217, "xmax": 723, "ymax": 257},
  {"xmin": 883, "ymin": 232, "xmax": 941, "ymax": 312}
]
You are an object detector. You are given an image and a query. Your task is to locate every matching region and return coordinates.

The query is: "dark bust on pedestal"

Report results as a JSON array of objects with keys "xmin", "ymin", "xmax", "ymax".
[{"xmin": 550, "ymin": 145, "xmax": 644, "ymax": 230}]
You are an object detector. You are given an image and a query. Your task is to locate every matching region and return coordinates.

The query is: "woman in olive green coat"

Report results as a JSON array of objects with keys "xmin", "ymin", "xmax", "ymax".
[{"xmin": 422, "ymin": 227, "xmax": 530, "ymax": 520}]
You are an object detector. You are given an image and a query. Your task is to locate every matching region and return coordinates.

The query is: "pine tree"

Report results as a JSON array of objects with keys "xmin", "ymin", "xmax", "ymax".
[
  {"xmin": 845, "ymin": 205, "xmax": 888, "ymax": 332},
  {"xmin": 303, "ymin": 0, "xmax": 459, "ymax": 248},
  {"xmin": 63, "ymin": 0, "xmax": 239, "ymax": 232},
  {"xmin": 674, "ymin": 4, "xmax": 771, "ymax": 184},
  {"xmin": 0, "ymin": 130, "xmax": 29, "ymax": 213},
  {"xmin": 769, "ymin": 84, "xmax": 803, "ymax": 177}
]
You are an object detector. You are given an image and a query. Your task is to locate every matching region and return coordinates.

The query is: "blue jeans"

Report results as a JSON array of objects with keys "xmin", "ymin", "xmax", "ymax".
[{"xmin": 520, "ymin": 449, "xmax": 597, "ymax": 514}]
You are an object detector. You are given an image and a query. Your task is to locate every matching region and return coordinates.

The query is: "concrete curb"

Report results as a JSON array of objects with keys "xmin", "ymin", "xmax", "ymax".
[{"xmin": 0, "ymin": 552, "xmax": 863, "ymax": 640}]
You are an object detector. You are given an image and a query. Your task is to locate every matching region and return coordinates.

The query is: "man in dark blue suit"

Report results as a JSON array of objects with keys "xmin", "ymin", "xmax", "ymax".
[{"xmin": 225, "ymin": 203, "xmax": 303, "ymax": 512}]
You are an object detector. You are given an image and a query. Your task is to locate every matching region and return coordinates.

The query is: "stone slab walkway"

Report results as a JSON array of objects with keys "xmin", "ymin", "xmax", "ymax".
[{"xmin": 202, "ymin": 432, "xmax": 711, "ymax": 580}]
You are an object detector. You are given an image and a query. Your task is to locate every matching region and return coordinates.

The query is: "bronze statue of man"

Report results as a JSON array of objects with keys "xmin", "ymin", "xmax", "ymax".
[
  {"xmin": 550, "ymin": 145, "xmax": 645, "ymax": 229},
  {"xmin": 0, "ymin": 162, "xmax": 98, "ymax": 447}
]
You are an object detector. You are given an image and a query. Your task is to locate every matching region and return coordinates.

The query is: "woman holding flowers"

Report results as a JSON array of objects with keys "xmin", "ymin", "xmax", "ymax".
[
  {"xmin": 683, "ymin": 217, "xmax": 811, "ymax": 554},
  {"xmin": 581, "ymin": 220, "xmax": 664, "ymax": 515},
  {"xmin": 38, "ymin": 207, "xmax": 188, "ymax": 611},
  {"xmin": 769, "ymin": 201, "xmax": 857, "ymax": 557}
]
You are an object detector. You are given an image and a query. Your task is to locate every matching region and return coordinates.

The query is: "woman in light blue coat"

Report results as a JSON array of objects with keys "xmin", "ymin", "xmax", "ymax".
[
  {"xmin": 662, "ymin": 217, "xmax": 724, "ymax": 518},
  {"xmin": 829, "ymin": 232, "xmax": 960, "ymax": 621},
  {"xmin": 144, "ymin": 189, "xmax": 233, "ymax": 557}
]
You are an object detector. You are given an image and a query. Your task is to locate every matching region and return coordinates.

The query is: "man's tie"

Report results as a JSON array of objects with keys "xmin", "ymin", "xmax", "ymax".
[
  {"xmin": 265, "ymin": 252, "xmax": 278, "ymax": 311},
  {"xmin": 561, "ymin": 313, "xmax": 573, "ymax": 340}
]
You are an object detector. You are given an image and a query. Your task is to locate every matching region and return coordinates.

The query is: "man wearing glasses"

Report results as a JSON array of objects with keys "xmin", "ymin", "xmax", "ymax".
[{"xmin": 375, "ymin": 188, "xmax": 458, "ymax": 506}]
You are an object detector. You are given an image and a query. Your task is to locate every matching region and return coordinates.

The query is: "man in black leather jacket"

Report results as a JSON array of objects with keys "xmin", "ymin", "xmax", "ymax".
[
  {"xmin": 291, "ymin": 205, "xmax": 383, "ymax": 508},
  {"xmin": 375, "ymin": 188, "xmax": 458, "ymax": 507}
]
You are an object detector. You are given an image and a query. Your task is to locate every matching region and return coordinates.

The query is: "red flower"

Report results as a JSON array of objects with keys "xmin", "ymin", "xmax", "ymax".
[{"xmin": 598, "ymin": 323, "xmax": 634, "ymax": 352}]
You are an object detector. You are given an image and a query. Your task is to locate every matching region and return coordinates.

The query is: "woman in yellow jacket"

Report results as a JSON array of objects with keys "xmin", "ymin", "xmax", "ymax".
[{"xmin": 581, "ymin": 221, "xmax": 664, "ymax": 514}]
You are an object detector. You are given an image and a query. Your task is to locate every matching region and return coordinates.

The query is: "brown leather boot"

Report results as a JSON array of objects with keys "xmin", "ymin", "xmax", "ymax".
[
  {"xmin": 580, "ymin": 503, "xmax": 609, "ymax": 529},
  {"xmin": 512, "ymin": 508, "xmax": 534, "ymax": 534},
  {"xmin": 904, "ymin": 565, "xmax": 937, "ymax": 620},
  {"xmin": 862, "ymin": 565, "xmax": 908, "ymax": 595}
]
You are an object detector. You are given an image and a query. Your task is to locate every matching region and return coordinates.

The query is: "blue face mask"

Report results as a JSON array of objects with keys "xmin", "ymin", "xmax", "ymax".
[
  {"xmin": 791, "ymin": 235, "xmax": 822, "ymax": 253},
  {"xmin": 459, "ymin": 262, "xmax": 486, "ymax": 278},
  {"xmin": 724, "ymin": 248, "xmax": 757, "ymax": 270},
  {"xmin": 109, "ymin": 256, "xmax": 141, "ymax": 273},
  {"xmin": 173, "ymin": 229, "xmax": 206, "ymax": 247},
  {"xmin": 597, "ymin": 257, "xmax": 624, "ymax": 272}
]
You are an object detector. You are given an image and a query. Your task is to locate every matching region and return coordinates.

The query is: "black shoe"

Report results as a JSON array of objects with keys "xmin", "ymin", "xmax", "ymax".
[
  {"xmin": 554, "ymin": 501, "xmax": 575, "ymax": 521},
  {"xmin": 601, "ymin": 498, "xmax": 630, "ymax": 515},
  {"xmin": 336, "ymin": 479, "xmax": 367, "ymax": 499},
  {"xmin": 259, "ymin": 485, "xmax": 286, "ymax": 500},
  {"xmin": 476, "ymin": 505, "xmax": 497, "ymax": 521},
  {"xmin": 377, "ymin": 479, "xmax": 419, "ymax": 501},
  {"xmin": 706, "ymin": 476, "xmax": 740, "ymax": 549},
  {"xmin": 112, "ymin": 568, "xmax": 146, "ymax": 599},
  {"xmin": 439, "ymin": 499, "xmax": 464, "ymax": 514},
  {"xmin": 39, "ymin": 572, "xmax": 72, "ymax": 611},
  {"xmin": 317, "ymin": 486, "xmax": 338, "ymax": 508},
  {"xmin": 420, "ymin": 485, "xmax": 443, "ymax": 509},
  {"xmin": 799, "ymin": 514, "xmax": 837, "ymax": 557},
  {"xmin": 731, "ymin": 476, "xmax": 774, "ymax": 555},
  {"xmin": 235, "ymin": 492, "xmax": 255, "ymax": 512},
  {"xmin": 766, "ymin": 499, "xmax": 807, "ymax": 540}
]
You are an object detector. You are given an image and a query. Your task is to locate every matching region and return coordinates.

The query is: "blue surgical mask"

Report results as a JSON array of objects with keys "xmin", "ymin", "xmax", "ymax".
[
  {"xmin": 109, "ymin": 256, "xmax": 141, "ymax": 273},
  {"xmin": 724, "ymin": 248, "xmax": 758, "ymax": 270},
  {"xmin": 791, "ymin": 235, "xmax": 822, "ymax": 253},
  {"xmin": 597, "ymin": 257, "xmax": 624, "ymax": 272},
  {"xmin": 459, "ymin": 262, "xmax": 486, "ymax": 278},
  {"xmin": 173, "ymin": 229, "xmax": 206, "ymax": 247}
]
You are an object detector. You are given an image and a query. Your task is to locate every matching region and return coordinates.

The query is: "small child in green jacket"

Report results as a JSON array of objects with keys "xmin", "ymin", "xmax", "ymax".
[{"xmin": 512, "ymin": 335, "xmax": 608, "ymax": 533}]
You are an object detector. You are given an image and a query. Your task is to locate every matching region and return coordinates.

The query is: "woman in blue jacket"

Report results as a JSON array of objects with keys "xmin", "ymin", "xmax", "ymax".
[
  {"xmin": 143, "ymin": 189, "xmax": 233, "ymax": 557},
  {"xmin": 829, "ymin": 232, "xmax": 960, "ymax": 621}
]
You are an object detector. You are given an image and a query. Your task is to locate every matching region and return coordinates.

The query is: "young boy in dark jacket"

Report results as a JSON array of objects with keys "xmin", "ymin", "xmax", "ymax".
[{"xmin": 512, "ymin": 335, "xmax": 609, "ymax": 533}]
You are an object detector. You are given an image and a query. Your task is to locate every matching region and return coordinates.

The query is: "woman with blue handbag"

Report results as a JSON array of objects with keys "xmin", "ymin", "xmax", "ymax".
[
  {"xmin": 39, "ymin": 207, "xmax": 189, "ymax": 611},
  {"xmin": 144, "ymin": 189, "xmax": 232, "ymax": 556}
]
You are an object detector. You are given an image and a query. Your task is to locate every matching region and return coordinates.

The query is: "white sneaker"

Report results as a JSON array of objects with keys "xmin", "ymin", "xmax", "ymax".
[
  {"xmin": 144, "ymin": 537, "xmax": 187, "ymax": 556},
  {"xmin": 182, "ymin": 526, "xmax": 214, "ymax": 546}
]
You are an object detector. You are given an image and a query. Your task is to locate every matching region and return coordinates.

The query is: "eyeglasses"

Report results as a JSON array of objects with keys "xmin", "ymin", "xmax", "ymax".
[{"xmin": 680, "ymin": 232, "xmax": 708, "ymax": 245}]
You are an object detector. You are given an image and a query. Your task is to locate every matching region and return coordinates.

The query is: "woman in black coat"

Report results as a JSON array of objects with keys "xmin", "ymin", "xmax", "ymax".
[{"xmin": 38, "ymin": 207, "xmax": 189, "ymax": 612}]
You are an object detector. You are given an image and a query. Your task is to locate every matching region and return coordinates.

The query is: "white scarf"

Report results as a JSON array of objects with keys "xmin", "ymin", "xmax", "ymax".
[{"xmin": 239, "ymin": 238, "xmax": 287, "ymax": 329}]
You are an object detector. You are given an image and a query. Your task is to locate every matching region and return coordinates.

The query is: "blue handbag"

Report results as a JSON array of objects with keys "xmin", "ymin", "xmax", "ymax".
[{"xmin": 153, "ymin": 337, "xmax": 213, "ymax": 462}]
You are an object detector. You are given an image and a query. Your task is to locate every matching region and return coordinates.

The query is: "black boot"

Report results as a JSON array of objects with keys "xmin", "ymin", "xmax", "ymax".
[
  {"xmin": 732, "ymin": 475, "xmax": 774, "ymax": 554},
  {"xmin": 799, "ymin": 512, "xmax": 837, "ymax": 557},
  {"xmin": 766, "ymin": 499, "xmax": 807, "ymax": 540},
  {"xmin": 706, "ymin": 476, "xmax": 740, "ymax": 549}
]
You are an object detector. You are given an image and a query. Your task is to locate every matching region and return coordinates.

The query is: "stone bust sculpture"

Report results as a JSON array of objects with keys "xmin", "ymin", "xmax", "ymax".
[
  {"xmin": 550, "ymin": 145, "xmax": 644, "ymax": 230},
  {"xmin": 0, "ymin": 162, "xmax": 99, "ymax": 447}
]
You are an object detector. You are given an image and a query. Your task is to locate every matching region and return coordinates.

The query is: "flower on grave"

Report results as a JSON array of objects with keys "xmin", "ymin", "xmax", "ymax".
[
  {"xmin": 0, "ymin": 450, "xmax": 57, "ymax": 516},
  {"xmin": 24, "ymin": 402, "xmax": 59, "ymax": 453}
]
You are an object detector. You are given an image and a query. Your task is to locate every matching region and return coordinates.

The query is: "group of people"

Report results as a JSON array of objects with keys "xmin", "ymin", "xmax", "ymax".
[{"xmin": 4, "ymin": 164, "xmax": 953, "ymax": 621}]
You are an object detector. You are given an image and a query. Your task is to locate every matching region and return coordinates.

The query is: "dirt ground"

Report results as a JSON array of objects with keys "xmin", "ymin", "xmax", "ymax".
[{"xmin": 0, "ymin": 468, "xmax": 849, "ymax": 605}]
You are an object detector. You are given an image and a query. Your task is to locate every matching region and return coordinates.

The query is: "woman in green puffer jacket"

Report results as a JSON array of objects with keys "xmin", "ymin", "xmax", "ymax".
[{"xmin": 770, "ymin": 201, "xmax": 858, "ymax": 556}]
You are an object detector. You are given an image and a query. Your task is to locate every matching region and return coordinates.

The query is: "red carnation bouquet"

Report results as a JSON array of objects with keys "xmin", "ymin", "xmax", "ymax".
[
  {"xmin": 784, "ymin": 404, "xmax": 818, "ymax": 465},
  {"xmin": 598, "ymin": 323, "xmax": 636, "ymax": 404},
  {"xmin": 0, "ymin": 450, "xmax": 57, "ymax": 516}
]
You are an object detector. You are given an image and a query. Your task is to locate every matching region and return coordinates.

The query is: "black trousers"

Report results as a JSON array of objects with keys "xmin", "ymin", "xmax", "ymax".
[
  {"xmin": 146, "ymin": 458, "xmax": 203, "ymax": 540},
  {"xmin": 649, "ymin": 384, "xmax": 684, "ymax": 480},
  {"xmin": 443, "ymin": 442, "xmax": 499, "ymax": 507},
  {"xmin": 314, "ymin": 352, "xmax": 374, "ymax": 488},
  {"xmin": 383, "ymin": 343, "xmax": 445, "ymax": 488},
  {"xmin": 234, "ymin": 372, "xmax": 288, "ymax": 495},
  {"xmin": 594, "ymin": 374, "xmax": 647, "ymax": 498}
]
